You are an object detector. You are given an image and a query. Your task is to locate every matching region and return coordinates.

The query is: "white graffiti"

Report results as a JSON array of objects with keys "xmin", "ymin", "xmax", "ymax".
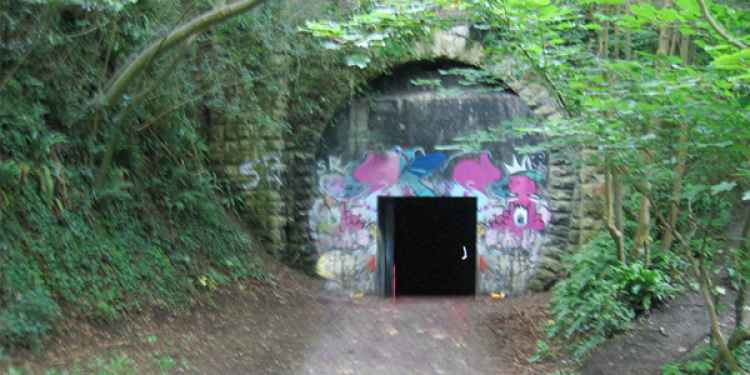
[{"xmin": 239, "ymin": 153, "xmax": 284, "ymax": 190}]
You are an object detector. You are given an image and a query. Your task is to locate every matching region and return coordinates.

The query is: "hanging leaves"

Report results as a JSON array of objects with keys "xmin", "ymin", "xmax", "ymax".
[{"xmin": 710, "ymin": 181, "xmax": 737, "ymax": 195}]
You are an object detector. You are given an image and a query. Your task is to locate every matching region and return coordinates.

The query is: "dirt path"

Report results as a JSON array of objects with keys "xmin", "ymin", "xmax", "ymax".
[
  {"xmin": 3, "ymin": 260, "xmax": 557, "ymax": 374},
  {"xmin": 579, "ymin": 291, "xmax": 728, "ymax": 375}
]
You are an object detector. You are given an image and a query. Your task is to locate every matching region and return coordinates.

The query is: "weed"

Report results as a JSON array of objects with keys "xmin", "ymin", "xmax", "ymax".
[
  {"xmin": 529, "ymin": 340, "xmax": 552, "ymax": 363},
  {"xmin": 153, "ymin": 353, "xmax": 177, "ymax": 374}
]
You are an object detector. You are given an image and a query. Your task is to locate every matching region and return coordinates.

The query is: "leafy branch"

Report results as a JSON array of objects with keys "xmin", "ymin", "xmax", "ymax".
[{"xmin": 697, "ymin": 0, "xmax": 748, "ymax": 50}]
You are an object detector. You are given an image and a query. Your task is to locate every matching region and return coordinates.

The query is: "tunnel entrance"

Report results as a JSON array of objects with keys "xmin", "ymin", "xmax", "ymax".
[
  {"xmin": 379, "ymin": 197, "xmax": 477, "ymax": 297},
  {"xmin": 310, "ymin": 57, "xmax": 556, "ymax": 296}
]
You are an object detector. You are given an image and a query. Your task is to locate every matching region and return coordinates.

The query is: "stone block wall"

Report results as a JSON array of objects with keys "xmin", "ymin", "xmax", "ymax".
[
  {"xmin": 284, "ymin": 125, "xmax": 324, "ymax": 266},
  {"xmin": 209, "ymin": 113, "xmax": 289, "ymax": 249},
  {"xmin": 205, "ymin": 23, "xmax": 291, "ymax": 251}
]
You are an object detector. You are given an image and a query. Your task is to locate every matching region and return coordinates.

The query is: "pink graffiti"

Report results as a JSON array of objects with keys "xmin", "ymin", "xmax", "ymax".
[
  {"xmin": 353, "ymin": 151, "xmax": 401, "ymax": 191},
  {"xmin": 452, "ymin": 152, "xmax": 502, "ymax": 192},
  {"xmin": 490, "ymin": 202, "xmax": 545, "ymax": 236},
  {"xmin": 339, "ymin": 206, "xmax": 365, "ymax": 232},
  {"xmin": 508, "ymin": 175, "xmax": 537, "ymax": 205}
]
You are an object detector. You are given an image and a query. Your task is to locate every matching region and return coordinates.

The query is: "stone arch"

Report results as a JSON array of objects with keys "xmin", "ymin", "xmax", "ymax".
[
  {"xmin": 305, "ymin": 28, "xmax": 583, "ymax": 295},
  {"xmin": 411, "ymin": 25, "xmax": 565, "ymax": 122},
  {"xmin": 209, "ymin": 24, "xmax": 594, "ymax": 295}
]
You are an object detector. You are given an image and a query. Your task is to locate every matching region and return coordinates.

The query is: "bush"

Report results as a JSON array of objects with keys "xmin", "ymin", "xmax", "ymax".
[
  {"xmin": 547, "ymin": 232, "xmax": 678, "ymax": 359},
  {"xmin": 612, "ymin": 261, "xmax": 677, "ymax": 313},
  {"xmin": 0, "ymin": 289, "xmax": 60, "ymax": 350}
]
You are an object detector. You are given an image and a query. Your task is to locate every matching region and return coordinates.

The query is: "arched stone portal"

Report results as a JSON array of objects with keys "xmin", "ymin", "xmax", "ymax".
[
  {"xmin": 213, "ymin": 26, "xmax": 599, "ymax": 296},
  {"xmin": 309, "ymin": 59, "xmax": 571, "ymax": 296}
]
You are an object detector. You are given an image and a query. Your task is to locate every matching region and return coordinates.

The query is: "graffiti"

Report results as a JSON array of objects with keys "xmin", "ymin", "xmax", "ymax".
[
  {"xmin": 239, "ymin": 153, "xmax": 284, "ymax": 190},
  {"xmin": 309, "ymin": 147, "xmax": 550, "ymax": 294},
  {"xmin": 352, "ymin": 151, "xmax": 401, "ymax": 192},
  {"xmin": 239, "ymin": 161, "xmax": 261, "ymax": 189},
  {"xmin": 452, "ymin": 152, "xmax": 501, "ymax": 192}
]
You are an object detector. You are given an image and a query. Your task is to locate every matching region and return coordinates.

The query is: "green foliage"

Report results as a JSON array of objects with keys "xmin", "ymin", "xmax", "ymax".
[
  {"xmin": 612, "ymin": 261, "xmax": 677, "ymax": 312},
  {"xmin": 547, "ymin": 233, "xmax": 678, "ymax": 360},
  {"xmin": 0, "ymin": 289, "xmax": 60, "ymax": 351},
  {"xmin": 0, "ymin": 0, "xmax": 277, "ymax": 350},
  {"xmin": 302, "ymin": 0, "xmax": 440, "ymax": 68},
  {"xmin": 662, "ymin": 341, "xmax": 750, "ymax": 374},
  {"xmin": 529, "ymin": 339, "xmax": 552, "ymax": 363},
  {"xmin": 20, "ymin": 0, "xmax": 139, "ymax": 12},
  {"xmin": 2, "ymin": 0, "xmax": 747, "ymax": 362},
  {"xmin": 0, "ymin": 0, "xmax": 402, "ymax": 350},
  {"xmin": 152, "ymin": 353, "xmax": 177, "ymax": 375}
]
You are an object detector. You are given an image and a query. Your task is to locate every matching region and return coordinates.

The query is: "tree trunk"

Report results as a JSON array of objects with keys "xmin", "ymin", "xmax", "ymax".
[
  {"xmin": 661, "ymin": 124, "xmax": 689, "ymax": 251},
  {"xmin": 634, "ymin": 186, "xmax": 652, "ymax": 265},
  {"xmin": 613, "ymin": 169, "xmax": 625, "ymax": 240},
  {"xmin": 657, "ymin": 0, "xmax": 673, "ymax": 55},
  {"xmin": 597, "ymin": 5, "xmax": 610, "ymax": 58},
  {"xmin": 694, "ymin": 259, "xmax": 742, "ymax": 373},
  {"xmin": 669, "ymin": 27, "xmax": 680, "ymax": 56},
  {"xmin": 613, "ymin": 23, "xmax": 621, "ymax": 59},
  {"xmin": 624, "ymin": 22, "xmax": 633, "ymax": 60},
  {"xmin": 679, "ymin": 32, "xmax": 692, "ymax": 64},
  {"xmin": 657, "ymin": 198, "xmax": 745, "ymax": 373},
  {"xmin": 735, "ymin": 211, "xmax": 750, "ymax": 329},
  {"xmin": 101, "ymin": 0, "xmax": 267, "ymax": 109},
  {"xmin": 736, "ymin": 279, "xmax": 747, "ymax": 330},
  {"xmin": 636, "ymin": 0, "xmax": 674, "ymax": 265}
]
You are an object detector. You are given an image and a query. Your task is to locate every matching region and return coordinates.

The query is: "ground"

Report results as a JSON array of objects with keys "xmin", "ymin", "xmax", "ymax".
[
  {"xmin": 2, "ymin": 257, "xmax": 560, "ymax": 375},
  {"xmin": 580, "ymin": 291, "xmax": 738, "ymax": 375}
]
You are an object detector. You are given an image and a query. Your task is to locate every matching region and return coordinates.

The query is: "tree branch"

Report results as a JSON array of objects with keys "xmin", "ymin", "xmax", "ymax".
[
  {"xmin": 697, "ymin": 0, "xmax": 748, "ymax": 50},
  {"xmin": 100, "ymin": 0, "xmax": 267, "ymax": 109}
]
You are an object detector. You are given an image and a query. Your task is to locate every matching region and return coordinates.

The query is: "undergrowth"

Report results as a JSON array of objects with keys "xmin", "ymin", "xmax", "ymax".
[
  {"xmin": 662, "ymin": 341, "xmax": 750, "ymax": 375},
  {"xmin": 0, "ymin": 1, "xmax": 275, "ymax": 351},
  {"xmin": 0, "ymin": 163, "xmax": 262, "ymax": 350},
  {"xmin": 544, "ymin": 232, "xmax": 680, "ymax": 360}
]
